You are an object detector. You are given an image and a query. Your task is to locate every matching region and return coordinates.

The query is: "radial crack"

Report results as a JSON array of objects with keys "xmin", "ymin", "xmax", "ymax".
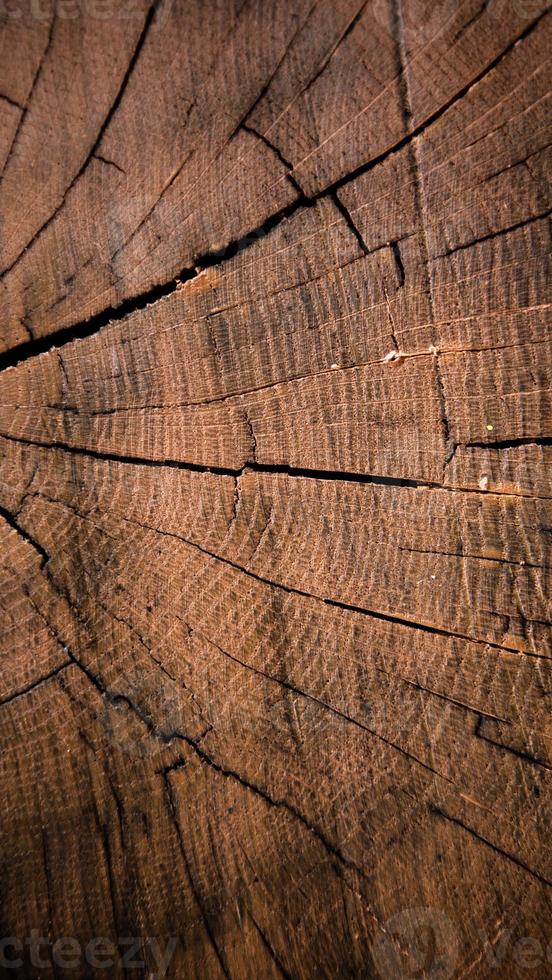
[
  {"xmin": 330, "ymin": 190, "xmax": 370, "ymax": 255},
  {"xmin": 0, "ymin": 0, "xmax": 160, "ymax": 280}
]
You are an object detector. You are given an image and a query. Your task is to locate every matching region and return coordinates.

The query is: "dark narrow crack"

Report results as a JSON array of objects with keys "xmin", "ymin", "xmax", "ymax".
[
  {"xmin": 243, "ymin": 411, "xmax": 257, "ymax": 464},
  {"xmin": 297, "ymin": 4, "xmax": 552, "ymax": 201},
  {"xmin": 20, "ymin": 318, "xmax": 34, "ymax": 342},
  {"xmin": 230, "ymin": 475, "xmax": 242, "ymax": 527},
  {"xmin": 30, "ymin": 600, "xmax": 116, "ymax": 702},
  {"xmin": 323, "ymin": 597, "xmax": 520, "ymax": 655},
  {"xmin": 0, "ymin": 267, "xmax": 194, "ymax": 371},
  {"xmin": 482, "ymin": 140, "xmax": 552, "ymax": 184},
  {"xmin": 112, "ymin": 148, "xmax": 195, "ymax": 258},
  {"xmin": 108, "ymin": 502, "xmax": 529, "ymax": 658},
  {"xmin": 195, "ymin": 193, "xmax": 314, "ymax": 268},
  {"xmin": 0, "ymin": 430, "xmax": 429, "ymax": 486},
  {"xmin": 463, "ymin": 437, "xmax": 552, "ymax": 451},
  {"xmin": 162, "ymin": 774, "xmax": 232, "ymax": 979},
  {"xmin": 241, "ymin": 122, "xmax": 305, "ymax": 195},
  {"xmin": 436, "ymin": 364, "xmax": 454, "ymax": 469},
  {"xmin": 206, "ymin": 317, "xmax": 225, "ymax": 377},
  {"xmin": 94, "ymin": 154, "xmax": 126, "ymax": 175},
  {"xmin": 56, "ymin": 350, "xmax": 69, "ymax": 395},
  {"xmin": 90, "ymin": 804, "xmax": 121, "ymax": 943},
  {"xmin": 39, "ymin": 823, "xmax": 57, "ymax": 969},
  {"xmin": 376, "ymin": 669, "xmax": 507, "ymax": 722},
  {"xmin": 160, "ymin": 735, "xmax": 375, "ymax": 890},
  {"xmin": 399, "ymin": 545, "xmax": 543, "ymax": 570},
  {"xmin": 430, "ymin": 805, "xmax": 552, "ymax": 887},
  {"xmin": 0, "ymin": 502, "xmax": 49, "ymax": 565},
  {"xmin": 0, "ymin": 0, "xmax": 160, "ymax": 280},
  {"xmin": 391, "ymin": 0, "xmax": 454, "ymax": 476},
  {"xmin": 1, "ymin": 8, "xmax": 547, "ymax": 373},
  {"xmin": 179, "ymin": 622, "xmax": 456, "ymax": 783},
  {"xmin": 6, "ymin": 566, "xmax": 456, "ymax": 910},
  {"xmin": 475, "ymin": 716, "xmax": 551, "ymax": 770},
  {"xmin": 330, "ymin": 191, "xmax": 370, "ymax": 255},
  {"xmin": 391, "ymin": 0, "xmax": 412, "ymax": 128},
  {"xmin": 435, "ymin": 208, "xmax": 552, "ymax": 259},
  {"xmin": 449, "ymin": 0, "xmax": 491, "ymax": 47},
  {"xmin": 229, "ymin": 0, "xmax": 321, "ymax": 137},
  {"xmin": 383, "ymin": 285, "xmax": 400, "ymax": 352},
  {"xmin": 0, "ymin": 661, "xmax": 71, "ymax": 708},
  {"xmin": 2, "ymin": 430, "xmax": 547, "ymax": 501},
  {"xmin": 0, "ymin": 194, "xmax": 315, "ymax": 374},
  {"xmin": 390, "ymin": 240, "xmax": 405, "ymax": 286},
  {"xmin": 105, "ymin": 1, "xmax": 312, "ymax": 257},
  {"xmin": 301, "ymin": 0, "xmax": 371, "ymax": 95},
  {"xmin": 0, "ymin": 92, "xmax": 24, "ymax": 112},
  {"xmin": 248, "ymin": 912, "xmax": 293, "ymax": 980},
  {"xmin": 0, "ymin": 14, "xmax": 56, "ymax": 181},
  {"xmin": 162, "ymin": 757, "xmax": 188, "ymax": 777},
  {"xmin": 9, "ymin": 528, "xmax": 540, "ymax": 939},
  {"xmin": 13, "ymin": 479, "xmax": 533, "ymax": 739},
  {"xmin": 24, "ymin": 589, "xmax": 198, "ymax": 749}
]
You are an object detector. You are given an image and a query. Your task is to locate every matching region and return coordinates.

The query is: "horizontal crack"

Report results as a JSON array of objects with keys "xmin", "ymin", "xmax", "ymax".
[
  {"xmin": 0, "ymin": 431, "xmax": 423, "ymax": 484},
  {"xmin": 463, "ymin": 437, "xmax": 552, "ymax": 451},
  {"xmin": 376, "ymin": 668, "xmax": 507, "ymax": 722},
  {"xmin": 1, "ymin": 431, "xmax": 548, "ymax": 500},
  {"xmin": 399, "ymin": 545, "xmax": 544, "ymax": 570},
  {"xmin": 23, "ymin": 332, "xmax": 547, "ymax": 416},
  {"xmin": 0, "ymin": 273, "xmax": 195, "ymax": 372}
]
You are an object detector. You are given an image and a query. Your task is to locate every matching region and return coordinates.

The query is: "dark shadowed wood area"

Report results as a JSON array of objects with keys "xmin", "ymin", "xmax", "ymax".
[{"xmin": 0, "ymin": 1, "xmax": 551, "ymax": 977}]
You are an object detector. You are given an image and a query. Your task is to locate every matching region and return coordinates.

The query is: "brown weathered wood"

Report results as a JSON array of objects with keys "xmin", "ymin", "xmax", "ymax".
[{"xmin": 0, "ymin": 2, "xmax": 551, "ymax": 977}]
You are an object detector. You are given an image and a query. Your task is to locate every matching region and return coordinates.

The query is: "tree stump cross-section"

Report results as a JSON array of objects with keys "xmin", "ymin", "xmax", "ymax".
[{"xmin": 0, "ymin": 1, "xmax": 551, "ymax": 977}]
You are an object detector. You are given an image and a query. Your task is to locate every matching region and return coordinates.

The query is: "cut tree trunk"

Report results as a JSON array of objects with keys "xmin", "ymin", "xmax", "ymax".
[{"xmin": 0, "ymin": 1, "xmax": 550, "ymax": 977}]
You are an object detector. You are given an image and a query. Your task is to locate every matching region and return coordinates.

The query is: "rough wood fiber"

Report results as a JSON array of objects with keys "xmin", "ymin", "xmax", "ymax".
[{"xmin": 0, "ymin": 2, "xmax": 551, "ymax": 978}]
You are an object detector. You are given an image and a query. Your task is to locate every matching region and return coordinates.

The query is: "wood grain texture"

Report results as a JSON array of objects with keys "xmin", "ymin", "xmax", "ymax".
[{"xmin": 0, "ymin": 1, "xmax": 551, "ymax": 978}]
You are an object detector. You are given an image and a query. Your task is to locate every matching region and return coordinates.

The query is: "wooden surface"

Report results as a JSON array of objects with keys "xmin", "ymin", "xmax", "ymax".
[{"xmin": 0, "ymin": 1, "xmax": 551, "ymax": 977}]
